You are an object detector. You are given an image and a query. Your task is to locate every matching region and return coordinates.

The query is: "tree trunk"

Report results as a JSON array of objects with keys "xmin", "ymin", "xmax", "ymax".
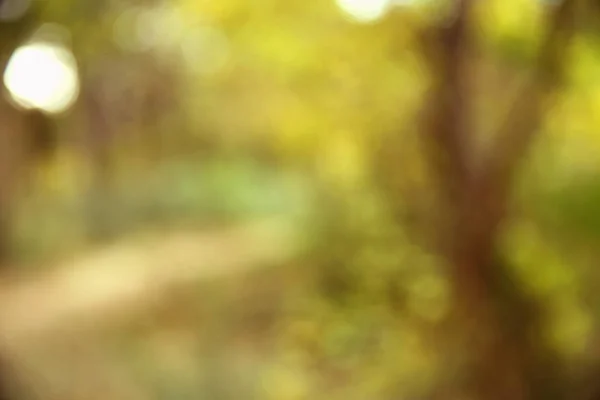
[
  {"xmin": 82, "ymin": 76, "xmax": 115, "ymax": 242},
  {"xmin": 418, "ymin": 0, "xmax": 580, "ymax": 397},
  {"xmin": 0, "ymin": 95, "xmax": 31, "ymax": 267}
]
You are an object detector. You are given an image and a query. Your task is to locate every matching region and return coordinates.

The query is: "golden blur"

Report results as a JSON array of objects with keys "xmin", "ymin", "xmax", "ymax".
[{"xmin": 0, "ymin": 0, "xmax": 596, "ymax": 399}]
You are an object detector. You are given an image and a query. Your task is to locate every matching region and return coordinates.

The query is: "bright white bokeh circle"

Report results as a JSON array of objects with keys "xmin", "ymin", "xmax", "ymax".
[
  {"xmin": 3, "ymin": 41, "xmax": 80, "ymax": 114},
  {"xmin": 336, "ymin": 0, "xmax": 392, "ymax": 23}
]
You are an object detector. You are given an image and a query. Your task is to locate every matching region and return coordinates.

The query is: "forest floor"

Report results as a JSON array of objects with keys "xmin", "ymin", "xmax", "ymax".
[{"xmin": 0, "ymin": 217, "xmax": 301, "ymax": 400}]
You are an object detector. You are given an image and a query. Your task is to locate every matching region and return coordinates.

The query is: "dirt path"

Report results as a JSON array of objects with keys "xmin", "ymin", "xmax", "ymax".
[{"xmin": 0, "ymin": 217, "xmax": 300, "ymax": 346}]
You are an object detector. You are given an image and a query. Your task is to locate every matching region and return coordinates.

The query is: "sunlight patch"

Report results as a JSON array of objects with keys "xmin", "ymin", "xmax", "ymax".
[
  {"xmin": 4, "ymin": 41, "xmax": 80, "ymax": 114},
  {"xmin": 336, "ymin": 0, "xmax": 392, "ymax": 23}
]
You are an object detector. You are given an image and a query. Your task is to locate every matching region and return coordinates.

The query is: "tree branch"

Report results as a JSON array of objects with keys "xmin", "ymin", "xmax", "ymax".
[
  {"xmin": 421, "ymin": 0, "xmax": 475, "ymax": 205},
  {"xmin": 477, "ymin": 0, "xmax": 579, "ymax": 209}
]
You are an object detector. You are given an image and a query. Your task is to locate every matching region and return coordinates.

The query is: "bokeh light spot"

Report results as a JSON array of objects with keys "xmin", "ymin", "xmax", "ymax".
[
  {"xmin": 4, "ymin": 41, "xmax": 80, "ymax": 114},
  {"xmin": 335, "ymin": 0, "xmax": 392, "ymax": 23}
]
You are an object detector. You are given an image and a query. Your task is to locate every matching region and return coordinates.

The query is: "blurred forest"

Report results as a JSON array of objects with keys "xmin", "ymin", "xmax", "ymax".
[{"xmin": 0, "ymin": 0, "xmax": 600, "ymax": 399}]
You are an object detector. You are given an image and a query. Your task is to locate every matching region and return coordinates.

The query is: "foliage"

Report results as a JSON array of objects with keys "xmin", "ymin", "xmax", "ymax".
[{"xmin": 4, "ymin": 0, "xmax": 600, "ymax": 399}]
